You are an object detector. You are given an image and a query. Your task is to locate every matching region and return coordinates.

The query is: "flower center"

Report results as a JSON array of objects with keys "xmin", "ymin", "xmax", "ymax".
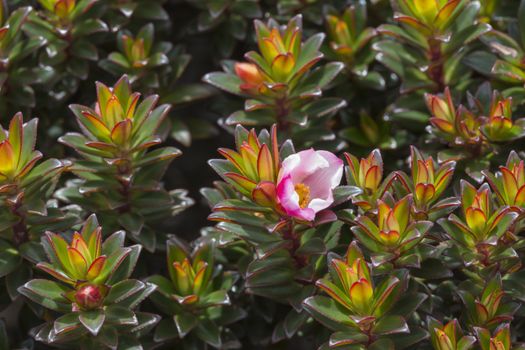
[{"xmin": 294, "ymin": 183, "xmax": 310, "ymax": 209}]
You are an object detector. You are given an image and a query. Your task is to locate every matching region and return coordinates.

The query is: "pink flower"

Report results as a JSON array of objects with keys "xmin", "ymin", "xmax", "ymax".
[{"xmin": 277, "ymin": 149, "xmax": 343, "ymax": 221}]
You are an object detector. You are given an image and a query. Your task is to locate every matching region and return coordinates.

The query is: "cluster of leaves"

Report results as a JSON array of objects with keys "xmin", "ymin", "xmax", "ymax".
[
  {"xmin": 202, "ymin": 125, "xmax": 525, "ymax": 349},
  {"xmin": 0, "ymin": 74, "xmax": 198, "ymax": 348},
  {"xmin": 4, "ymin": 0, "xmax": 525, "ymax": 349},
  {"xmin": 0, "ymin": 0, "xmax": 215, "ymax": 146}
]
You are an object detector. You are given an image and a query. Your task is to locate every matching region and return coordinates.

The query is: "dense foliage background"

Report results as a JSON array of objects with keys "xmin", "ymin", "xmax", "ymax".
[{"xmin": 2, "ymin": 0, "xmax": 525, "ymax": 349}]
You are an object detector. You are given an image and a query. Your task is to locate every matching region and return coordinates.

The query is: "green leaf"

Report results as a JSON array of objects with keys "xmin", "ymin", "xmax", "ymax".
[
  {"xmin": 117, "ymin": 212, "xmax": 144, "ymax": 235},
  {"xmin": 294, "ymin": 62, "xmax": 344, "ymax": 96},
  {"xmin": 358, "ymin": 71, "xmax": 386, "ymax": 90},
  {"xmin": 105, "ymin": 305, "xmax": 138, "ymax": 326},
  {"xmin": 246, "ymin": 263, "xmax": 295, "ymax": 289},
  {"xmin": 73, "ymin": 18, "xmax": 108, "ymax": 37},
  {"xmin": 127, "ymin": 312, "xmax": 160, "ymax": 337},
  {"xmin": 284, "ymin": 309, "xmax": 309, "ymax": 339},
  {"xmin": 97, "ymin": 327, "xmax": 118, "ymax": 349},
  {"xmin": 154, "ymin": 318, "xmax": 179, "ymax": 342},
  {"xmin": 444, "ymin": 23, "xmax": 491, "ymax": 55},
  {"xmin": 93, "ymin": 247, "xmax": 131, "ymax": 284},
  {"xmin": 79, "ymin": 310, "xmax": 105, "ymax": 336},
  {"xmin": 71, "ymin": 40, "xmax": 98, "ymax": 61},
  {"xmin": 463, "ymin": 51, "xmax": 497, "ymax": 76},
  {"xmin": 0, "ymin": 240, "xmax": 21, "ymax": 278},
  {"xmin": 171, "ymin": 119, "xmax": 191, "ymax": 147},
  {"xmin": 105, "ymin": 279, "xmax": 145, "ymax": 304},
  {"xmin": 390, "ymin": 326, "xmax": 429, "ymax": 349},
  {"xmin": 369, "ymin": 339, "xmax": 395, "ymax": 350},
  {"xmin": 202, "ymin": 72, "xmax": 243, "ymax": 96},
  {"xmin": 18, "ymin": 279, "xmax": 71, "ymax": 312},
  {"xmin": 134, "ymin": 147, "xmax": 181, "ymax": 168},
  {"xmin": 134, "ymin": 2, "xmax": 169, "ymax": 20},
  {"xmin": 329, "ymin": 330, "xmax": 368, "ymax": 347},
  {"xmin": 225, "ymin": 109, "xmax": 275, "ymax": 126},
  {"xmin": 118, "ymin": 282, "xmax": 157, "ymax": 309},
  {"xmin": 303, "ymin": 296, "xmax": 354, "ymax": 331},
  {"xmin": 200, "ymin": 290, "xmax": 230, "ymax": 307},
  {"xmin": 194, "ymin": 318, "xmax": 221, "ymax": 348},
  {"xmin": 108, "ymin": 245, "xmax": 141, "ymax": 284},
  {"xmin": 302, "ymin": 98, "xmax": 347, "ymax": 119},
  {"xmin": 209, "ymin": 210, "xmax": 269, "ymax": 228},
  {"xmin": 147, "ymin": 275, "xmax": 174, "ymax": 297},
  {"xmin": 54, "ymin": 313, "xmax": 81, "ymax": 335},
  {"xmin": 20, "ymin": 158, "xmax": 66, "ymax": 188},
  {"xmin": 216, "ymin": 222, "xmax": 279, "ymax": 244},
  {"xmin": 161, "ymin": 83, "xmax": 215, "ymax": 105},
  {"xmin": 100, "ymin": 229, "xmax": 123, "ymax": 251},
  {"xmin": 6, "ymin": 262, "xmax": 31, "ymax": 300},
  {"xmin": 296, "ymin": 237, "xmax": 326, "ymax": 255},
  {"xmin": 412, "ymin": 258, "xmax": 453, "ymax": 280},
  {"xmin": 333, "ymin": 186, "xmax": 363, "ymax": 205},
  {"xmin": 293, "ymin": 33, "xmax": 324, "ymax": 74},
  {"xmin": 393, "ymin": 293, "xmax": 427, "ymax": 318},
  {"xmin": 20, "ymin": 279, "xmax": 69, "ymax": 301},
  {"xmin": 373, "ymin": 315, "xmax": 409, "ymax": 335},
  {"xmin": 174, "ymin": 313, "xmax": 198, "ymax": 338}
]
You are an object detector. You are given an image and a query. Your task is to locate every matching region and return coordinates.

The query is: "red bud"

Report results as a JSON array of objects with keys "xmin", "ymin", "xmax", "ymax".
[{"xmin": 75, "ymin": 284, "xmax": 104, "ymax": 310}]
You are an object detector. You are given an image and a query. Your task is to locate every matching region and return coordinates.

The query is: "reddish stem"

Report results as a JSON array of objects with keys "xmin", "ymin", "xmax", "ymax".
[
  {"xmin": 281, "ymin": 220, "xmax": 308, "ymax": 269},
  {"xmin": 427, "ymin": 38, "xmax": 445, "ymax": 91}
]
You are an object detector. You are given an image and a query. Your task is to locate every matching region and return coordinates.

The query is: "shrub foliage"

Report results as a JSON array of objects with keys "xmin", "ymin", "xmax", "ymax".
[{"xmin": 1, "ymin": 0, "xmax": 525, "ymax": 349}]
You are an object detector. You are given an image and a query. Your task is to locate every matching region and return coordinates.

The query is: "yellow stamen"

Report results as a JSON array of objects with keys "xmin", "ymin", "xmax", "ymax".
[{"xmin": 295, "ymin": 183, "xmax": 310, "ymax": 209}]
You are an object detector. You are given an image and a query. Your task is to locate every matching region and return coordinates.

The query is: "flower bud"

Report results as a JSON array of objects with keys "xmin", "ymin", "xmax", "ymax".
[
  {"xmin": 75, "ymin": 284, "xmax": 104, "ymax": 310},
  {"xmin": 235, "ymin": 63, "xmax": 265, "ymax": 94}
]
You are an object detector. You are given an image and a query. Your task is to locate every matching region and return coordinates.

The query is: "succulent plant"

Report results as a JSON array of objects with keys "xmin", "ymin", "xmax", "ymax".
[
  {"xmin": 439, "ymin": 181, "xmax": 520, "ymax": 274},
  {"xmin": 23, "ymin": 0, "xmax": 108, "ymax": 99},
  {"xmin": 424, "ymin": 86, "xmax": 525, "ymax": 181},
  {"xmin": 100, "ymin": 21, "xmax": 216, "ymax": 147},
  {"xmin": 475, "ymin": 324, "xmax": 525, "ymax": 350},
  {"xmin": 484, "ymin": 151, "xmax": 525, "ymax": 211},
  {"xmin": 2, "ymin": 1, "xmax": 525, "ymax": 349},
  {"xmin": 101, "ymin": 0, "xmax": 169, "ymax": 32},
  {"xmin": 18, "ymin": 215, "xmax": 158, "ymax": 348},
  {"xmin": 426, "ymin": 88, "xmax": 525, "ymax": 149},
  {"xmin": 148, "ymin": 237, "xmax": 240, "ymax": 348},
  {"xmin": 0, "ymin": 113, "xmax": 70, "ymax": 298},
  {"xmin": 185, "ymin": 0, "xmax": 262, "ymax": 58},
  {"xmin": 351, "ymin": 195, "xmax": 433, "ymax": 269},
  {"xmin": 459, "ymin": 275, "xmax": 517, "ymax": 329},
  {"xmin": 214, "ymin": 125, "xmax": 281, "ymax": 209},
  {"xmin": 395, "ymin": 146, "xmax": 458, "ymax": 220},
  {"xmin": 466, "ymin": 1, "xmax": 525, "ymax": 96},
  {"xmin": 203, "ymin": 15, "xmax": 345, "ymax": 144},
  {"xmin": 324, "ymin": 2, "xmax": 384, "ymax": 89},
  {"xmin": 0, "ymin": 6, "xmax": 48, "ymax": 112},
  {"xmin": 338, "ymin": 111, "xmax": 400, "ymax": 151},
  {"xmin": 343, "ymin": 149, "xmax": 394, "ymax": 213},
  {"xmin": 428, "ymin": 318, "xmax": 476, "ymax": 350},
  {"xmin": 99, "ymin": 23, "xmax": 170, "ymax": 89},
  {"xmin": 376, "ymin": 0, "xmax": 490, "ymax": 93},
  {"xmin": 374, "ymin": 0, "xmax": 491, "ymax": 127},
  {"xmin": 303, "ymin": 242, "xmax": 423, "ymax": 349},
  {"xmin": 205, "ymin": 124, "xmax": 352, "ymax": 341},
  {"xmin": 56, "ymin": 75, "xmax": 193, "ymax": 251}
]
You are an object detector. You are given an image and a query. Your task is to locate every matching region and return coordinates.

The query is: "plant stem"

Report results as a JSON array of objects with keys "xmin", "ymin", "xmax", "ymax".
[
  {"xmin": 275, "ymin": 97, "xmax": 291, "ymax": 133},
  {"xmin": 427, "ymin": 38, "xmax": 445, "ymax": 91}
]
